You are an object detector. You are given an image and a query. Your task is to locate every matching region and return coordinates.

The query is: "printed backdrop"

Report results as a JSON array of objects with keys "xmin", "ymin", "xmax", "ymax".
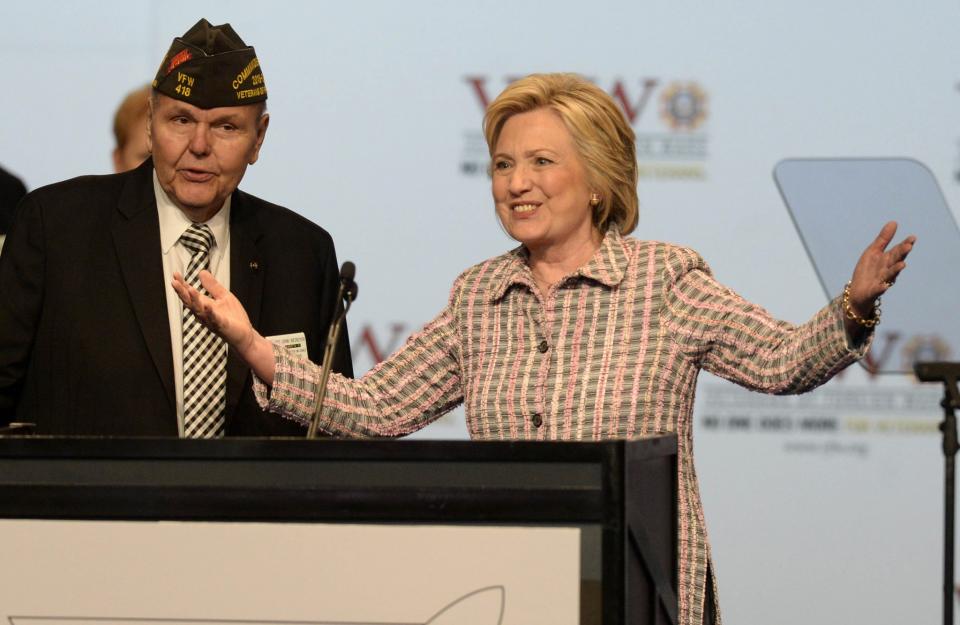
[{"xmin": 2, "ymin": 1, "xmax": 958, "ymax": 623}]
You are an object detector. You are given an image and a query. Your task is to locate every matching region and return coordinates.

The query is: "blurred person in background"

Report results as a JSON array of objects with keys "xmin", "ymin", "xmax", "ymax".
[
  {"xmin": 112, "ymin": 84, "xmax": 152, "ymax": 173},
  {"xmin": 0, "ymin": 165, "xmax": 27, "ymax": 253}
]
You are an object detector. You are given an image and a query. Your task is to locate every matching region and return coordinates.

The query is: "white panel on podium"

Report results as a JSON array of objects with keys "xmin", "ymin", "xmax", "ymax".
[{"xmin": 0, "ymin": 520, "xmax": 579, "ymax": 624}]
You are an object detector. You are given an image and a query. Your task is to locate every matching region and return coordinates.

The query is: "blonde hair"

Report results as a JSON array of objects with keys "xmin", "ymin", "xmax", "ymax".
[
  {"xmin": 483, "ymin": 73, "xmax": 638, "ymax": 235},
  {"xmin": 113, "ymin": 84, "xmax": 152, "ymax": 150}
]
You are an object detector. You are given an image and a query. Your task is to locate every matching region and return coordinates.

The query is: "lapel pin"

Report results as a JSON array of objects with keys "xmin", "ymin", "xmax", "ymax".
[{"xmin": 249, "ymin": 261, "xmax": 260, "ymax": 270}]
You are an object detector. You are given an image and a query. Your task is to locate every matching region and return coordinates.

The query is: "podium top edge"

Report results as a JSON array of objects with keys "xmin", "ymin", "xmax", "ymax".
[{"xmin": 0, "ymin": 434, "xmax": 678, "ymax": 462}]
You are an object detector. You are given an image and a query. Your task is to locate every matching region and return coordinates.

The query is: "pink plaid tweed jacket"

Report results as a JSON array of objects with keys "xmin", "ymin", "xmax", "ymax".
[{"xmin": 255, "ymin": 229, "xmax": 866, "ymax": 625}]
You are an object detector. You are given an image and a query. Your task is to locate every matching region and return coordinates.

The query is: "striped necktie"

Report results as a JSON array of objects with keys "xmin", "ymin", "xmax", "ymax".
[{"xmin": 179, "ymin": 223, "xmax": 227, "ymax": 438}]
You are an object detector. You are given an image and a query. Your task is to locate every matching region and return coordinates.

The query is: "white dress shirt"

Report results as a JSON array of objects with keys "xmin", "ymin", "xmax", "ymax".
[{"xmin": 153, "ymin": 172, "xmax": 231, "ymax": 436}]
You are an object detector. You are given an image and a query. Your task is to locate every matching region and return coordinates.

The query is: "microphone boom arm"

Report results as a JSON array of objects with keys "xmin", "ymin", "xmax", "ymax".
[{"xmin": 307, "ymin": 263, "xmax": 357, "ymax": 439}]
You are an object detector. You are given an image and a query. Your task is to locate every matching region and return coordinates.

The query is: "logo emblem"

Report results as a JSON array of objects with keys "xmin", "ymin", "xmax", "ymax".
[
  {"xmin": 165, "ymin": 49, "xmax": 193, "ymax": 76},
  {"xmin": 659, "ymin": 82, "xmax": 708, "ymax": 131}
]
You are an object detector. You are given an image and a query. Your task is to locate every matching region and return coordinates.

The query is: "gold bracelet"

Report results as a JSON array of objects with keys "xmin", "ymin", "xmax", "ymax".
[{"xmin": 842, "ymin": 282, "xmax": 881, "ymax": 328}]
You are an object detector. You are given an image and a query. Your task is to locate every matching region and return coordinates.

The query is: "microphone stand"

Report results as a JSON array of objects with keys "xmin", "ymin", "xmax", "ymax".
[
  {"xmin": 307, "ymin": 263, "xmax": 357, "ymax": 439},
  {"xmin": 914, "ymin": 361, "xmax": 960, "ymax": 625}
]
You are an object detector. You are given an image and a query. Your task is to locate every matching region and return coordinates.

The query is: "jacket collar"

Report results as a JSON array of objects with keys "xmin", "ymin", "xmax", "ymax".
[{"xmin": 488, "ymin": 228, "xmax": 629, "ymax": 302}]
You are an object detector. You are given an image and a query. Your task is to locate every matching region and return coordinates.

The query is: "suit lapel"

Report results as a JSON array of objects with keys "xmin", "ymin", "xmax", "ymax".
[
  {"xmin": 225, "ymin": 190, "xmax": 265, "ymax": 421},
  {"xmin": 111, "ymin": 161, "xmax": 176, "ymax": 413}
]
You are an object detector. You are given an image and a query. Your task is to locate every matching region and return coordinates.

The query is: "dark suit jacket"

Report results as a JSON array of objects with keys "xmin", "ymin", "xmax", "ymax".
[
  {"xmin": 0, "ymin": 159, "xmax": 352, "ymax": 436},
  {"xmin": 0, "ymin": 164, "xmax": 27, "ymax": 234}
]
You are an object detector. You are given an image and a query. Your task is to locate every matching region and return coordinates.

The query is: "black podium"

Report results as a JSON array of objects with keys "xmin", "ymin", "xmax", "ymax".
[{"xmin": 0, "ymin": 436, "xmax": 677, "ymax": 624}]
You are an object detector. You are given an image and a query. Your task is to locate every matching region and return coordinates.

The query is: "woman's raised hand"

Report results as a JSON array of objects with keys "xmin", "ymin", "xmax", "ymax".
[{"xmin": 844, "ymin": 221, "xmax": 916, "ymax": 334}]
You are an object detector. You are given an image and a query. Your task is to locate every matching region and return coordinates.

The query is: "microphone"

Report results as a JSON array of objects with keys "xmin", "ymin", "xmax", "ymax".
[
  {"xmin": 307, "ymin": 261, "xmax": 358, "ymax": 439},
  {"xmin": 340, "ymin": 261, "xmax": 355, "ymax": 284},
  {"xmin": 915, "ymin": 362, "xmax": 960, "ymax": 383},
  {"xmin": 340, "ymin": 261, "xmax": 358, "ymax": 302},
  {"xmin": 914, "ymin": 361, "xmax": 960, "ymax": 411}
]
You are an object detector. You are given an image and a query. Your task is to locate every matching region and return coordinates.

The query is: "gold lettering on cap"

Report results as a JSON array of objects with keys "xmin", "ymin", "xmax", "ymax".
[
  {"xmin": 236, "ymin": 86, "xmax": 267, "ymax": 100},
  {"xmin": 231, "ymin": 57, "xmax": 261, "ymax": 90},
  {"xmin": 175, "ymin": 72, "xmax": 196, "ymax": 98}
]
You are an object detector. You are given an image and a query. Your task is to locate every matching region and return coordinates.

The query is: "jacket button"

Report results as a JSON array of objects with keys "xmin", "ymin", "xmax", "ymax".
[
  {"xmin": 538, "ymin": 340, "xmax": 549, "ymax": 353},
  {"xmin": 531, "ymin": 413, "xmax": 543, "ymax": 427}
]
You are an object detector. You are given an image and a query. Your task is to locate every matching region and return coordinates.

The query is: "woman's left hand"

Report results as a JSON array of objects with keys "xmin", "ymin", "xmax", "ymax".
[{"xmin": 846, "ymin": 220, "xmax": 916, "ymax": 324}]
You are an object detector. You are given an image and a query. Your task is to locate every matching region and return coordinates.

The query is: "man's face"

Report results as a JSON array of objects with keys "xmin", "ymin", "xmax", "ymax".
[{"xmin": 148, "ymin": 93, "xmax": 268, "ymax": 221}]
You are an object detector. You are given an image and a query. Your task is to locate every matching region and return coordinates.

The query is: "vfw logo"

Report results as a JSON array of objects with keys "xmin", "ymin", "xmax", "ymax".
[{"xmin": 460, "ymin": 75, "xmax": 709, "ymax": 179}]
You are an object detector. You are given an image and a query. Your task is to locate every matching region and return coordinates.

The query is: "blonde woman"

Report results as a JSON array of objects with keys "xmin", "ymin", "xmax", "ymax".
[{"xmin": 174, "ymin": 73, "xmax": 915, "ymax": 625}]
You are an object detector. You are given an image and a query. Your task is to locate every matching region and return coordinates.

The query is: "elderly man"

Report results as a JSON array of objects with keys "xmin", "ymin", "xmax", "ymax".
[{"xmin": 0, "ymin": 19, "xmax": 352, "ymax": 436}]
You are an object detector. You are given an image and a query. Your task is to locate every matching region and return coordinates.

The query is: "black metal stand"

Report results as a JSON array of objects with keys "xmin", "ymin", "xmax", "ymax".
[
  {"xmin": 307, "ymin": 267, "xmax": 357, "ymax": 439},
  {"xmin": 914, "ymin": 361, "xmax": 960, "ymax": 625}
]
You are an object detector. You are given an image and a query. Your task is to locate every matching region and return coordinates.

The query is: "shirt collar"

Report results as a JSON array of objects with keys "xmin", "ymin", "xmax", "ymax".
[
  {"xmin": 154, "ymin": 170, "xmax": 231, "ymax": 254},
  {"xmin": 487, "ymin": 228, "xmax": 629, "ymax": 302}
]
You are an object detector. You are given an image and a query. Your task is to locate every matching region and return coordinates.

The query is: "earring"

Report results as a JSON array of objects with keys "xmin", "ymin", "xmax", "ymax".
[{"xmin": 589, "ymin": 193, "xmax": 601, "ymax": 208}]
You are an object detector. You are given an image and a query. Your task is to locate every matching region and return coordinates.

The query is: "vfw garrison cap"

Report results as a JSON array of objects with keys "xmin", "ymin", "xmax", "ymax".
[{"xmin": 152, "ymin": 18, "xmax": 267, "ymax": 109}]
